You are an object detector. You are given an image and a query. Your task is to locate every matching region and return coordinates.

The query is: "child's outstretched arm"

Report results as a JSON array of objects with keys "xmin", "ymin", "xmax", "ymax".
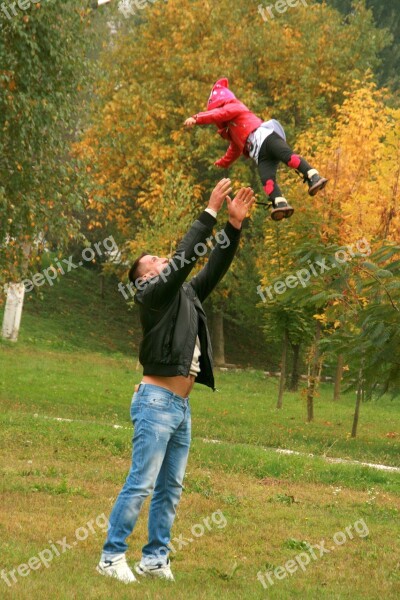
[
  {"xmin": 215, "ymin": 142, "xmax": 242, "ymax": 169},
  {"xmin": 184, "ymin": 103, "xmax": 243, "ymax": 127}
]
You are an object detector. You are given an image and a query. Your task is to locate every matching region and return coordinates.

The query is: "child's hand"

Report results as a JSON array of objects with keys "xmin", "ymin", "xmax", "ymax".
[
  {"xmin": 214, "ymin": 158, "xmax": 229, "ymax": 168},
  {"xmin": 184, "ymin": 117, "xmax": 196, "ymax": 128}
]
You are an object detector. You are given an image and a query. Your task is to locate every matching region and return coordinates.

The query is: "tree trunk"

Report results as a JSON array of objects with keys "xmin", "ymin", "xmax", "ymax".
[
  {"xmin": 333, "ymin": 354, "xmax": 344, "ymax": 401},
  {"xmin": 288, "ymin": 343, "xmax": 301, "ymax": 392},
  {"xmin": 277, "ymin": 329, "xmax": 289, "ymax": 409},
  {"xmin": 306, "ymin": 320, "xmax": 321, "ymax": 422},
  {"xmin": 1, "ymin": 283, "xmax": 26, "ymax": 342},
  {"xmin": 351, "ymin": 367, "xmax": 364, "ymax": 438},
  {"xmin": 210, "ymin": 310, "xmax": 225, "ymax": 366},
  {"xmin": 99, "ymin": 273, "xmax": 105, "ymax": 299},
  {"xmin": 2, "ymin": 243, "xmax": 31, "ymax": 343}
]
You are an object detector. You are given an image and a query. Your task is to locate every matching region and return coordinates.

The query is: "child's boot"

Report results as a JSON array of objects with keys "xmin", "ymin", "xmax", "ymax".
[
  {"xmin": 306, "ymin": 169, "xmax": 328, "ymax": 196},
  {"xmin": 271, "ymin": 197, "xmax": 294, "ymax": 221}
]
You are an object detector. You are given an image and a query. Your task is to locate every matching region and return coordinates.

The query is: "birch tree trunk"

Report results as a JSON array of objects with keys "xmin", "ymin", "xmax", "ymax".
[{"xmin": 1, "ymin": 283, "xmax": 25, "ymax": 342}]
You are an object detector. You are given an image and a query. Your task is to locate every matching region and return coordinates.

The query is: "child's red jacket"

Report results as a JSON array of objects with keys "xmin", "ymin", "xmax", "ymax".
[{"xmin": 194, "ymin": 99, "xmax": 262, "ymax": 168}]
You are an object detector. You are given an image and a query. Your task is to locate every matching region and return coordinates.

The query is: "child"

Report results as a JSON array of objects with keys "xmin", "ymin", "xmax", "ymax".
[{"xmin": 185, "ymin": 78, "xmax": 328, "ymax": 221}]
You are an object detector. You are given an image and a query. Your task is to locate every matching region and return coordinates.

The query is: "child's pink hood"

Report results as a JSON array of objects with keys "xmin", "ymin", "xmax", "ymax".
[{"xmin": 207, "ymin": 78, "xmax": 236, "ymax": 110}]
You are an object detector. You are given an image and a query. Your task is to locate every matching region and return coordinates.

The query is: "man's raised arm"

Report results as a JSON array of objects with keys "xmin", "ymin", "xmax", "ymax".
[
  {"xmin": 135, "ymin": 179, "xmax": 232, "ymax": 309},
  {"xmin": 189, "ymin": 188, "xmax": 255, "ymax": 303}
]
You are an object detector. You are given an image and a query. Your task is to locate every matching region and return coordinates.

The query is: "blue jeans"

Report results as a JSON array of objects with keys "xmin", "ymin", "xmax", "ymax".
[{"xmin": 101, "ymin": 383, "xmax": 191, "ymax": 565}]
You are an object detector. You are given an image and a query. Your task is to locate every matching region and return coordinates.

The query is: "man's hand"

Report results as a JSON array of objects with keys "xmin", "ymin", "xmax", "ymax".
[
  {"xmin": 226, "ymin": 187, "xmax": 255, "ymax": 230},
  {"xmin": 207, "ymin": 178, "xmax": 232, "ymax": 213},
  {"xmin": 184, "ymin": 117, "xmax": 196, "ymax": 128}
]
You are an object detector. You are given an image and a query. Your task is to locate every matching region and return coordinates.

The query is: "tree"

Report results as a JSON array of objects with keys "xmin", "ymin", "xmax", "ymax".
[
  {"xmin": 318, "ymin": 244, "xmax": 400, "ymax": 437},
  {"xmin": 75, "ymin": 0, "xmax": 388, "ymax": 295},
  {"xmin": 0, "ymin": 2, "xmax": 105, "ymax": 289},
  {"xmin": 286, "ymin": 78, "xmax": 400, "ymax": 417},
  {"xmin": 272, "ymin": 236, "xmax": 367, "ymax": 420},
  {"xmin": 261, "ymin": 298, "xmax": 314, "ymax": 409},
  {"xmin": 320, "ymin": 0, "xmax": 400, "ymax": 90},
  {"xmin": 344, "ymin": 245, "xmax": 400, "ymax": 397},
  {"xmin": 294, "ymin": 79, "xmax": 400, "ymax": 246},
  {"xmin": 74, "ymin": 0, "xmax": 392, "ymax": 372}
]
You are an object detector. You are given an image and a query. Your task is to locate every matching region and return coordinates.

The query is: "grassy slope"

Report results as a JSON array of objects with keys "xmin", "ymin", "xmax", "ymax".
[
  {"xmin": 12, "ymin": 268, "xmax": 141, "ymax": 356},
  {"xmin": 0, "ymin": 268, "xmax": 399, "ymax": 599},
  {"xmin": 8, "ymin": 265, "xmax": 272, "ymax": 368}
]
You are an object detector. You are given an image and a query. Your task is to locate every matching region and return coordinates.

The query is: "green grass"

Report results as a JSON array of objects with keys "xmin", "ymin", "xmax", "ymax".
[
  {"xmin": 1, "ymin": 343, "xmax": 399, "ymax": 470},
  {"xmin": 0, "ymin": 268, "xmax": 399, "ymax": 599}
]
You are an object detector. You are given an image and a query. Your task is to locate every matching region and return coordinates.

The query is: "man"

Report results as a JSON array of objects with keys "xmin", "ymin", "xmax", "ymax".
[{"xmin": 97, "ymin": 178, "xmax": 254, "ymax": 584}]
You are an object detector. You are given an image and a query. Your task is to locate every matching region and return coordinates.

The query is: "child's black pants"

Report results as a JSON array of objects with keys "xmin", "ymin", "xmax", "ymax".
[{"xmin": 257, "ymin": 132, "xmax": 313, "ymax": 202}]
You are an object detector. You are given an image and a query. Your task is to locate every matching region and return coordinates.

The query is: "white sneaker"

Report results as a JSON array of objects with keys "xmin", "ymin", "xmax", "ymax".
[
  {"xmin": 96, "ymin": 555, "xmax": 138, "ymax": 584},
  {"xmin": 135, "ymin": 558, "xmax": 175, "ymax": 581}
]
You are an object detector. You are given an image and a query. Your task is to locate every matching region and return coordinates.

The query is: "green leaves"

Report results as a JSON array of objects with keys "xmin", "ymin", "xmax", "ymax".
[
  {"xmin": 323, "ymin": 245, "xmax": 400, "ymax": 397},
  {"xmin": 0, "ymin": 2, "xmax": 102, "ymax": 284}
]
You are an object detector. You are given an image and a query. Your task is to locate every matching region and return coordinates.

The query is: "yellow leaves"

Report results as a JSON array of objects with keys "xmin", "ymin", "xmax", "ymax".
[
  {"xmin": 318, "ymin": 81, "xmax": 339, "ymax": 94},
  {"xmin": 87, "ymin": 221, "xmax": 103, "ymax": 231},
  {"xmin": 313, "ymin": 314, "xmax": 327, "ymax": 324},
  {"xmin": 74, "ymin": 0, "xmax": 396, "ymax": 299},
  {"xmin": 296, "ymin": 79, "xmax": 400, "ymax": 245},
  {"xmin": 170, "ymin": 130, "xmax": 184, "ymax": 143}
]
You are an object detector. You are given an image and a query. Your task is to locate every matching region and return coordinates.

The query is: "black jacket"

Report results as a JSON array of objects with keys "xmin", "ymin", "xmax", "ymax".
[{"xmin": 134, "ymin": 211, "xmax": 241, "ymax": 390}]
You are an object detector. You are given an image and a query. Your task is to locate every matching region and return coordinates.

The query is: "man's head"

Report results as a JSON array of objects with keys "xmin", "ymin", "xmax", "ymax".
[{"xmin": 129, "ymin": 252, "xmax": 169, "ymax": 287}]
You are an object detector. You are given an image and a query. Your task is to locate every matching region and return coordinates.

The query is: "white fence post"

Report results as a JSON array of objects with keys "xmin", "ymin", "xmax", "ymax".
[{"xmin": 1, "ymin": 283, "xmax": 25, "ymax": 342}]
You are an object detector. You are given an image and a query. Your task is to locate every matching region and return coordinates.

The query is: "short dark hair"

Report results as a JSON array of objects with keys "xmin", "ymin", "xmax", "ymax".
[{"xmin": 128, "ymin": 251, "xmax": 151, "ymax": 285}]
